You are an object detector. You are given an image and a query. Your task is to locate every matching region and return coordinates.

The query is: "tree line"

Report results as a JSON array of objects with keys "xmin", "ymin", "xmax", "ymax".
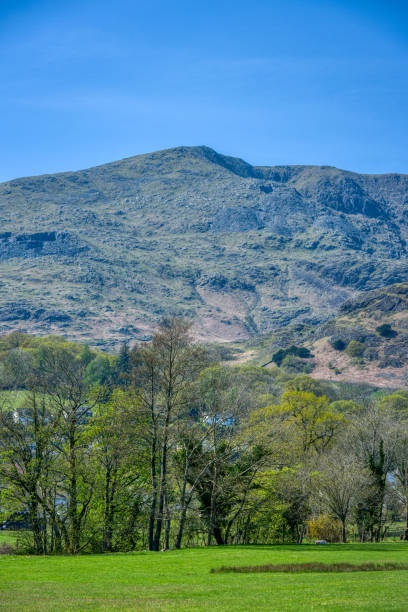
[{"xmin": 1, "ymin": 319, "xmax": 408, "ymax": 554}]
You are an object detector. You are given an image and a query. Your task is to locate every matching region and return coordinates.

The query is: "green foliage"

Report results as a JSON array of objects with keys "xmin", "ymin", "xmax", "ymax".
[
  {"xmin": 345, "ymin": 340, "xmax": 365, "ymax": 358},
  {"xmin": 307, "ymin": 514, "xmax": 343, "ymax": 542},
  {"xmin": 270, "ymin": 390, "xmax": 345, "ymax": 453},
  {"xmin": 280, "ymin": 354, "xmax": 314, "ymax": 374},
  {"xmin": 331, "ymin": 338, "xmax": 347, "ymax": 351},
  {"xmin": 380, "ymin": 390, "xmax": 408, "ymax": 412},
  {"xmin": 284, "ymin": 375, "xmax": 326, "ymax": 396},
  {"xmin": 376, "ymin": 323, "xmax": 397, "ymax": 338},
  {"xmin": 84, "ymin": 355, "xmax": 113, "ymax": 387},
  {"xmin": 272, "ymin": 345, "xmax": 313, "ymax": 367},
  {"xmin": 329, "ymin": 399, "xmax": 360, "ymax": 414},
  {"xmin": 0, "ymin": 325, "xmax": 405, "ymax": 559}
]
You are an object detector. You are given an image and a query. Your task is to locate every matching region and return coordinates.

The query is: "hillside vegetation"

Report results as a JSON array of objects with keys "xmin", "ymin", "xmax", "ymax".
[
  {"xmin": 1, "ymin": 146, "xmax": 408, "ymax": 348},
  {"xmin": 242, "ymin": 283, "xmax": 408, "ymax": 388}
]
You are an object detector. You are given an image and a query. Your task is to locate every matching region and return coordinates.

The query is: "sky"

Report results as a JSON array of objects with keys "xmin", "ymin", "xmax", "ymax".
[{"xmin": 0, "ymin": 0, "xmax": 407, "ymax": 181}]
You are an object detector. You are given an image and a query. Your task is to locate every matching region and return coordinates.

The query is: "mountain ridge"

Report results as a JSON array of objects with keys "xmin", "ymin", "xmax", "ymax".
[
  {"xmin": 3, "ymin": 145, "xmax": 407, "ymax": 184},
  {"xmin": 1, "ymin": 146, "xmax": 408, "ymax": 349}
]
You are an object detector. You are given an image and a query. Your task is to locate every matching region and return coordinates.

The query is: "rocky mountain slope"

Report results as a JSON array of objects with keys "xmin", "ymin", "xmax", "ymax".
[
  {"xmin": 0, "ymin": 146, "xmax": 407, "ymax": 349},
  {"xmin": 241, "ymin": 284, "xmax": 408, "ymax": 388}
]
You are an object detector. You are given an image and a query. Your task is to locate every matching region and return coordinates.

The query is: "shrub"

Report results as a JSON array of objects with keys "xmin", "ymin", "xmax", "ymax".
[
  {"xmin": 345, "ymin": 340, "xmax": 365, "ymax": 358},
  {"xmin": 272, "ymin": 345, "xmax": 313, "ymax": 367},
  {"xmin": 376, "ymin": 323, "xmax": 397, "ymax": 338},
  {"xmin": 330, "ymin": 338, "xmax": 347, "ymax": 351},
  {"xmin": 285, "ymin": 375, "xmax": 325, "ymax": 395},
  {"xmin": 307, "ymin": 514, "xmax": 342, "ymax": 543},
  {"xmin": 281, "ymin": 355, "xmax": 314, "ymax": 374}
]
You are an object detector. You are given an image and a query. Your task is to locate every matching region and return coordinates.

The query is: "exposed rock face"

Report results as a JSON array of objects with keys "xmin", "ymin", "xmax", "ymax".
[
  {"xmin": 301, "ymin": 176, "xmax": 386, "ymax": 218},
  {"xmin": 0, "ymin": 231, "xmax": 87, "ymax": 260},
  {"xmin": 0, "ymin": 145, "xmax": 408, "ymax": 348},
  {"xmin": 340, "ymin": 284, "xmax": 408, "ymax": 314},
  {"xmin": 212, "ymin": 207, "xmax": 263, "ymax": 232},
  {"xmin": 0, "ymin": 302, "xmax": 71, "ymax": 323}
]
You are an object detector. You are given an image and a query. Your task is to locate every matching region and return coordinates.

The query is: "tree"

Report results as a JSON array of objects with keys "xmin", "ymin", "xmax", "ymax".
[
  {"xmin": 346, "ymin": 340, "xmax": 365, "ymax": 358},
  {"xmin": 313, "ymin": 448, "xmax": 370, "ymax": 542},
  {"xmin": 90, "ymin": 389, "xmax": 148, "ymax": 551},
  {"xmin": 284, "ymin": 375, "xmax": 327, "ymax": 397},
  {"xmin": 0, "ymin": 391, "xmax": 53, "ymax": 553},
  {"xmin": 115, "ymin": 342, "xmax": 131, "ymax": 387},
  {"xmin": 376, "ymin": 323, "xmax": 397, "ymax": 338},
  {"xmin": 381, "ymin": 391, "xmax": 408, "ymax": 413},
  {"xmin": 37, "ymin": 346, "xmax": 100, "ymax": 553},
  {"xmin": 351, "ymin": 405, "xmax": 395, "ymax": 541},
  {"xmin": 134, "ymin": 317, "xmax": 207, "ymax": 551},
  {"xmin": 390, "ymin": 408, "xmax": 408, "ymax": 540},
  {"xmin": 269, "ymin": 391, "xmax": 344, "ymax": 454}
]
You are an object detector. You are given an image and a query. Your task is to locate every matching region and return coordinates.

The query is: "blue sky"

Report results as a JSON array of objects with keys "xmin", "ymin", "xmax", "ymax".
[{"xmin": 0, "ymin": 0, "xmax": 407, "ymax": 180}]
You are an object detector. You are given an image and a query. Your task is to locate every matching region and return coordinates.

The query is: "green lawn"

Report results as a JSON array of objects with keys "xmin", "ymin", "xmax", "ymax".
[
  {"xmin": 1, "ymin": 543, "xmax": 408, "ymax": 611},
  {"xmin": 0, "ymin": 531, "xmax": 18, "ymax": 545}
]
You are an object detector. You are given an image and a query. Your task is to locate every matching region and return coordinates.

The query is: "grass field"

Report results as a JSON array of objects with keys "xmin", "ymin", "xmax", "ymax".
[
  {"xmin": 1, "ymin": 543, "xmax": 408, "ymax": 611},
  {"xmin": 0, "ymin": 531, "xmax": 18, "ymax": 545}
]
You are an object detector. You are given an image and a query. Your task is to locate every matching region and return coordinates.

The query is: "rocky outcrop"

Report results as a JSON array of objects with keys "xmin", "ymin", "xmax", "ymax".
[
  {"xmin": 0, "ymin": 302, "xmax": 71, "ymax": 323},
  {"xmin": 0, "ymin": 231, "xmax": 87, "ymax": 260},
  {"xmin": 211, "ymin": 206, "xmax": 263, "ymax": 232}
]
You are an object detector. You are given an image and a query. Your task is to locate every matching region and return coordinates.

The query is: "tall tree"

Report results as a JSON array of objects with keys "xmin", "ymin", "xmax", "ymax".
[
  {"xmin": 0, "ymin": 391, "xmax": 53, "ymax": 553},
  {"xmin": 313, "ymin": 448, "xmax": 370, "ymax": 542},
  {"xmin": 38, "ymin": 346, "xmax": 98, "ymax": 553},
  {"xmin": 134, "ymin": 317, "xmax": 206, "ymax": 551}
]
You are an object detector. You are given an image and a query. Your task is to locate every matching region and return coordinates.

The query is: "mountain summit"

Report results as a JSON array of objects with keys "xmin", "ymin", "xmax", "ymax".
[{"xmin": 0, "ymin": 146, "xmax": 407, "ymax": 348}]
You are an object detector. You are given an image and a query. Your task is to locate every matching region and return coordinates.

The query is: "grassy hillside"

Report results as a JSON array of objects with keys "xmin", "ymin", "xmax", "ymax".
[
  {"xmin": 1, "ymin": 146, "xmax": 408, "ymax": 349},
  {"xmin": 1, "ymin": 544, "xmax": 408, "ymax": 610},
  {"xmin": 240, "ymin": 283, "xmax": 408, "ymax": 388}
]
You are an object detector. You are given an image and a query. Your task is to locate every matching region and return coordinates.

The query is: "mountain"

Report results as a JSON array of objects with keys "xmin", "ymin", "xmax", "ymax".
[{"xmin": 0, "ymin": 145, "xmax": 408, "ymax": 349}]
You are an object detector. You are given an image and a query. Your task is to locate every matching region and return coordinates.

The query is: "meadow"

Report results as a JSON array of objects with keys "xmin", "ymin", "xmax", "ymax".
[{"xmin": 1, "ymin": 543, "xmax": 408, "ymax": 611}]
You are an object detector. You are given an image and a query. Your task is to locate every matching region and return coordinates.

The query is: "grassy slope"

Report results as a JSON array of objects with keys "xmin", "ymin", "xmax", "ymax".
[
  {"xmin": 233, "ymin": 283, "xmax": 408, "ymax": 388},
  {"xmin": 1, "ymin": 544, "xmax": 408, "ymax": 611}
]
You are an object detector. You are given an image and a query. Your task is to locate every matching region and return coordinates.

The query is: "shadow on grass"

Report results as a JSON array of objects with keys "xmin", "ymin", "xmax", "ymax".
[
  {"xmin": 211, "ymin": 562, "xmax": 408, "ymax": 574},
  {"xmin": 206, "ymin": 543, "xmax": 408, "ymax": 553}
]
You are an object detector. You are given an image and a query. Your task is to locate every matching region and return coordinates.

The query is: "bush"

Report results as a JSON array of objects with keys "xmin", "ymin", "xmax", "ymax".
[
  {"xmin": 285, "ymin": 375, "xmax": 326, "ymax": 396},
  {"xmin": 330, "ymin": 338, "xmax": 347, "ymax": 351},
  {"xmin": 376, "ymin": 323, "xmax": 397, "ymax": 338},
  {"xmin": 345, "ymin": 340, "xmax": 365, "ymax": 358},
  {"xmin": 280, "ymin": 355, "xmax": 314, "ymax": 374},
  {"xmin": 272, "ymin": 345, "xmax": 313, "ymax": 367},
  {"xmin": 307, "ymin": 514, "xmax": 343, "ymax": 543}
]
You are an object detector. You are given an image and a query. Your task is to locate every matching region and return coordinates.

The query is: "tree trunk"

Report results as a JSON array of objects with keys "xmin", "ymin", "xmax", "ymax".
[
  {"xmin": 175, "ymin": 454, "xmax": 190, "ymax": 549},
  {"xmin": 29, "ymin": 498, "xmax": 43, "ymax": 554},
  {"xmin": 404, "ymin": 468, "xmax": 408, "ymax": 541},
  {"xmin": 148, "ymin": 405, "xmax": 158, "ymax": 551},
  {"xmin": 68, "ymin": 423, "xmax": 80, "ymax": 554},
  {"xmin": 103, "ymin": 465, "xmax": 116, "ymax": 552},
  {"xmin": 213, "ymin": 526, "xmax": 224, "ymax": 545},
  {"xmin": 175, "ymin": 505, "xmax": 187, "ymax": 550},
  {"xmin": 207, "ymin": 460, "xmax": 217, "ymax": 546},
  {"xmin": 153, "ymin": 405, "xmax": 170, "ymax": 551},
  {"xmin": 163, "ymin": 494, "xmax": 171, "ymax": 550},
  {"xmin": 342, "ymin": 520, "xmax": 347, "ymax": 543}
]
